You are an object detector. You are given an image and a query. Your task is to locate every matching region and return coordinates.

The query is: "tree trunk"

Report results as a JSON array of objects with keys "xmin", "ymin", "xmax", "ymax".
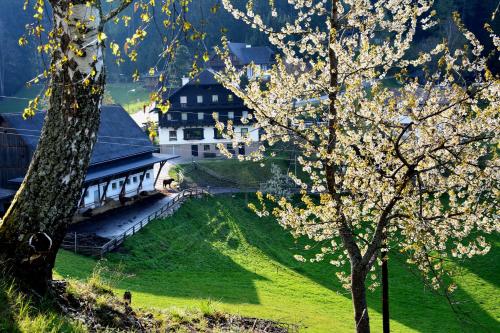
[
  {"xmin": 0, "ymin": 1, "xmax": 105, "ymax": 291},
  {"xmin": 352, "ymin": 268, "xmax": 370, "ymax": 333}
]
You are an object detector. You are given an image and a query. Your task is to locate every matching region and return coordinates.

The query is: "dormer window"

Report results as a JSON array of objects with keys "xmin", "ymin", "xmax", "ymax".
[
  {"xmin": 180, "ymin": 96, "xmax": 187, "ymax": 107},
  {"xmin": 212, "ymin": 95, "xmax": 219, "ymax": 103},
  {"xmin": 197, "ymin": 95, "xmax": 203, "ymax": 103},
  {"xmin": 228, "ymin": 111, "xmax": 234, "ymax": 119},
  {"xmin": 181, "ymin": 113, "xmax": 187, "ymax": 121},
  {"xmin": 227, "ymin": 94, "xmax": 234, "ymax": 102}
]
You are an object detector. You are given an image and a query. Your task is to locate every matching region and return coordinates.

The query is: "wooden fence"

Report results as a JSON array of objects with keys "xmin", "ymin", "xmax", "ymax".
[{"xmin": 62, "ymin": 187, "xmax": 209, "ymax": 257}]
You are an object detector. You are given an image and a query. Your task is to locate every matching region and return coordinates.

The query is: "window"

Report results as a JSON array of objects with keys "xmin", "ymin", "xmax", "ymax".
[
  {"xmin": 228, "ymin": 111, "xmax": 234, "ymax": 119},
  {"xmin": 213, "ymin": 112, "xmax": 219, "ymax": 120},
  {"xmin": 119, "ymin": 180, "xmax": 124, "ymax": 187},
  {"xmin": 84, "ymin": 189, "xmax": 89, "ymax": 197},
  {"xmin": 198, "ymin": 112, "xmax": 204, "ymax": 120},
  {"xmin": 111, "ymin": 182, "xmax": 117, "ymax": 190},
  {"xmin": 242, "ymin": 110, "xmax": 248, "ymax": 119},
  {"xmin": 145, "ymin": 172, "xmax": 150, "ymax": 179},
  {"xmin": 204, "ymin": 144, "xmax": 210, "ymax": 151},
  {"xmin": 183, "ymin": 128, "xmax": 204, "ymax": 140},
  {"xmin": 169, "ymin": 130, "xmax": 177, "ymax": 141},
  {"xmin": 214, "ymin": 128, "xmax": 224, "ymax": 139},
  {"xmin": 181, "ymin": 113, "xmax": 187, "ymax": 121},
  {"xmin": 241, "ymin": 128, "xmax": 248, "ymax": 136},
  {"xmin": 180, "ymin": 96, "xmax": 187, "ymax": 107},
  {"xmin": 126, "ymin": 178, "xmax": 131, "ymax": 185},
  {"xmin": 212, "ymin": 94, "xmax": 219, "ymax": 103},
  {"xmin": 197, "ymin": 95, "xmax": 203, "ymax": 103},
  {"xmin": 227, "ymin": 143, "xmax": 233, "ymax": 150},
  {"xmin": 227, "ymin": 94, "xmax": 234, "ymax": 102},
  {"xmin": 133, "ymin": 176, "xmax": 138, "ymax": 183}
]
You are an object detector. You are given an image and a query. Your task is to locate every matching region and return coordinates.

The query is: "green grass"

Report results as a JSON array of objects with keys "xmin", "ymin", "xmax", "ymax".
[
  {"xmin": 0, "ymin": 279, "xmax": 85, "ymax": 333},
  {"xmin": 0, "ymin": 85, "xmax": 43, "ymax": 114},
  {"xmin": 0, "ymin": 83, "xmax": 150, "ymax": 114},
  {"xmin": 105, "ymin": 83, "xmax": 151, "ymax": 114},
  {"xmin": 55, "ymin": 194, "xmax": 500, "ymax": 332},
  {"xmin": 171, "ymin": 157, "xmax": 297, "ymax": 187}
]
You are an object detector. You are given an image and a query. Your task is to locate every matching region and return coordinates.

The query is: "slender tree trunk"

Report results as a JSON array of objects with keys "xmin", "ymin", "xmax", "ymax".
[
  {"xmin": 0, "ymin": 1, "xmax": 105, "ymax": 291},
  {"xmin": 352, "ymin": 267, "xmax": 370, "ymax": 333}
]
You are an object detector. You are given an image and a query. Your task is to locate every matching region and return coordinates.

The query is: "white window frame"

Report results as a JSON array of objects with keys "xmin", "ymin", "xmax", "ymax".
[
  {"xmin": 169, "ymin": 130, "xmax": 177, "ymax": 141},
  {"xmin": 227, "ymin": 94, "xmax": 234, "ymax": 102},
  {"xmin": 228, "ymin": 111, "xmax": 234, "ymax": 119},
  {"xmin": 198, "ymin": 112, "xmax": 204, "ymax": 120},
  {"xmin": 212, "ymin": 94, "xmax": 219, "ymax": 103},
  {"xmin": 197, "ymin": 95, "xmax": 203, "ymax": 103},
  {"xmin": 181, "ymin": 113, "xmax": 187, "ymax": 121},
  {"xmin": 242, "ymin": 110, "xmax": 248, "ymax": 119},
  {"xmin": 180, "ymin": 96, "xmax": 187, "ymax": 107}
]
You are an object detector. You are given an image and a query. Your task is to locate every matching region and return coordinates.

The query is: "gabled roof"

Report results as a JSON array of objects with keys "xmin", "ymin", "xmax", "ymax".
[
  {"xmin": 0, "ymin": 105, "xmax": 155, "ymax": 166},
  {"xmin": 228, "ymin": 42, "xmax": 275, "ymax": 65},
  {"xmin": 163, "ymin": 69, "xmax": 219, "ymax": 101}
]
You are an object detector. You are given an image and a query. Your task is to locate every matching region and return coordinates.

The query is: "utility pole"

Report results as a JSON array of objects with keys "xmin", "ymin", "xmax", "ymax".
[{"xmin": 382, "ymin": 231, "xmax": 390, "ymax": 333}]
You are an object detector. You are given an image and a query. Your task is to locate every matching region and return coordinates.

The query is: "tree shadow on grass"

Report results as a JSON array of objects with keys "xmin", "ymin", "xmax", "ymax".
[
  {"xmin": 229, "ymin": 194, "xmax": 500, "ymax": 333},
  {"xmin": 99, "ymin": 199, "xmax": 269, "ymax": 305}
]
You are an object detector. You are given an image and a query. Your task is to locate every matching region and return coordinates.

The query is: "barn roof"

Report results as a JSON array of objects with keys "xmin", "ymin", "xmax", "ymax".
[{"xmin": 0, "ymin": 105, "xmax": 155, "ymax": 166}]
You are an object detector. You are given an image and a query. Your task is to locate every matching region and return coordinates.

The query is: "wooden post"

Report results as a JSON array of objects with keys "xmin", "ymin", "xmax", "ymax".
[
  {"xmin": 120, "ymin": 174, "xmax": 131, "ymax": 199},
  {"xmin": 74, "ymin": 232, "xmax": 77, "ymax": 253},
  {"xmin": 137, "ymin": 169, "xmax": 147, "ymax": 195},
  {"xmin": 100, "ymin": 178, "xmax": 112, "ymax": 204},
  {"xmin": 154, "ymin": 161, "xmax": 167, "ymax": 188},
  {"xmin": 382, "ymin": 231, "xmax": 390, "ymax": 333}
]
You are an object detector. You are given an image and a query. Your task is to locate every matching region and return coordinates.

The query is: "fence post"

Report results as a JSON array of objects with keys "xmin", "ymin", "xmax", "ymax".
[
  {"xmin": 74, "ymin": 232, "xmax": 77, "ymax": 254},
  {"xmin": 133, "ymin": 225, "xmax": 135, "ymax": 235}
]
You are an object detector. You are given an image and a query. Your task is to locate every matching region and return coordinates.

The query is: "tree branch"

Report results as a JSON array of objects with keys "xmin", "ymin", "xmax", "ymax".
[{"xmin": 102, "ymin": 0, "xmax": 133, "ymax": 24}]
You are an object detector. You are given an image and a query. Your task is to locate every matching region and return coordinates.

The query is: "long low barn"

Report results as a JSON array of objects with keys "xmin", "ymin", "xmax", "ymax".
[{"xmin": 0, "ymin": 105, "xmax": 178, "ymax": 215}]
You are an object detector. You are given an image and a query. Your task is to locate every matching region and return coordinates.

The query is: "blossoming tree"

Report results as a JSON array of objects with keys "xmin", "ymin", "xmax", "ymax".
[{"xmin": 215, "ymin": 1, "xmax": 499, "ymax": 332}]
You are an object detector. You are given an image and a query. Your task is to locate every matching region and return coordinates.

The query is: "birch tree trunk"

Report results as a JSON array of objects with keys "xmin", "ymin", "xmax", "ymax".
[{"xmin": 0, "ymin": 0, "xmax": 105, "ymax": 291}]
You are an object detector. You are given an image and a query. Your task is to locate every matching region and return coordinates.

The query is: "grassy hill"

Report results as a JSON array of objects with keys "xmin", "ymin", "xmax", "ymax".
[
  {"xmin": 170, "ymin": 156, "xmax": 302, "ymax": 188},
  {"xmin": 55, "ymin": 194, "xmax": 499, "ymax": 332},
  {"xmin": 0, "ymin": 83, "xmax": 149, "ymax": 114}
]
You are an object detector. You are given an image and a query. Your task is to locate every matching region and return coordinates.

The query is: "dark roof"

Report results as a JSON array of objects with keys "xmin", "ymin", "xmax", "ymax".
[
  {"xmin": 0, "ymin": 187, "xmax": 15, "ymax": 201},
  {"xmin": 85, "ymin": 153, "xmax": 176, "ymax": 183},
  {"xmin": 8, "ymin": 154, "xmax": 178, "ymax": 186},
  {"xmin": 163, "ymin": 69, "xmax": 219, "ymax": 100},
  {"xmin": 228, "ymin": 42, "xmax": 274, "ymax": 65},
  {"xmin": 0, "ymin": 105, "xmax": 155, "ymax": 166}
]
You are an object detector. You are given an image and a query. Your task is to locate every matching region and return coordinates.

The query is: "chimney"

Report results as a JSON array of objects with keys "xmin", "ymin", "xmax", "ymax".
[{"xmin": 181, "ymin": 77, "xmax": 190, "ymax": 86}]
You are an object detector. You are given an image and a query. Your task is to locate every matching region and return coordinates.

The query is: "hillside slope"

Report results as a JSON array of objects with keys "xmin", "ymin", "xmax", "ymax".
[{"xmin": 56, "ymin": 194, "xmax": 500, "ymax": 333}]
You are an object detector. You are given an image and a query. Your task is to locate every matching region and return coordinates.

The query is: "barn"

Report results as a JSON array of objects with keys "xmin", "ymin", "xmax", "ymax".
[{"xmin": 0, "ymin": 105, "xmax": 178, "ymax": 215}]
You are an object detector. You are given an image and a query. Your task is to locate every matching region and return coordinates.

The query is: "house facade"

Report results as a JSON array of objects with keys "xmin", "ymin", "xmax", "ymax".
[
  {"xmin": 158, "ymin": 69, "xmax": 259, "ymax": 159},
  {"xmin": 0, "ymin": 105, "xmax": 177, "ymax": 215}
]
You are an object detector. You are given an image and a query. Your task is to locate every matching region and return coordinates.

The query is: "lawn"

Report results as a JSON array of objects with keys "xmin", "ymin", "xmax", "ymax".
[
  {"xmin": 0, "ymin": 85, "xmax": 43, "ymax": 114},
  {"xmin": 55, "ymin": 194, "xmax": 500, "ymax": 333},
  {"xmin": 0, "ymin": 83, "xmax": 150, "ymax": 114},
  {"xmin": 105, "ymin": 83, "xmax": 151, "ymax": 114},
  {"xmin": 170, "ymin": 156, "xmax": 299, "ymax": 188}
]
